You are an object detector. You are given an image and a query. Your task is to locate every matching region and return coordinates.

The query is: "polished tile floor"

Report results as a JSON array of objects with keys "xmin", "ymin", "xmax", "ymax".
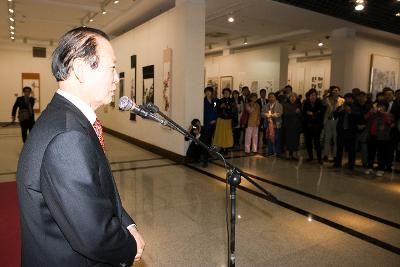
[{"xmin": 1, "ymin": 126, "xmax": 400, "ymax": 266}]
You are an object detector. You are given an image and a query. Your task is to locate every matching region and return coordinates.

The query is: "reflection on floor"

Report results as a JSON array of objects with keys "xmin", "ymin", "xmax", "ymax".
[{"xmin": 1, "ymin": 126, "xmax": 400, "ymax": 266}]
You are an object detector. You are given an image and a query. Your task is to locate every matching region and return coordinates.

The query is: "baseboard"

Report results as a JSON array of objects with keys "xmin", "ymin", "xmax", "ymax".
[{"xmin": 103, "ymin": 127, "xmax": 185, "ymax": 163}]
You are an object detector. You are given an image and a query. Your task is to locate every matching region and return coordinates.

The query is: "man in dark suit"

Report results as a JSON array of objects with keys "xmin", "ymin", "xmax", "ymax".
[
  {"xmin": 256, "ymin": 89, "xmax": 268, "ymax": 146},
  {"xmin": 16, "ymin": 27, "xmax": 145, "ymax": 266},
  {"xmin": 11, "ymin": 86, "xmax": 35, "ymax": 142}
]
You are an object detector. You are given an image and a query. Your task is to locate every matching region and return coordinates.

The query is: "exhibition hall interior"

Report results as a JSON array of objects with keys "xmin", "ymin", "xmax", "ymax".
[{"xmin": 1, "ymin": 0, "xmax": 400, "ymax": 266}]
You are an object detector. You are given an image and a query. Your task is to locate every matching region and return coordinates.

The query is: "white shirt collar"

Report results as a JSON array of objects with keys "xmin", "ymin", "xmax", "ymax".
[{"xmin": 56, "ymin": 89, "xmax": 97, "ymax": 125}]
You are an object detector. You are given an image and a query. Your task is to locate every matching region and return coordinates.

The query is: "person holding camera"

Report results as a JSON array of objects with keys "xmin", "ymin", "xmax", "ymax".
[
  {"xmin": 11, "ymin": 86, "xmax": 36, "ymax": 143},
  {"xmin": 185, "ymin": 119, "xmax": 209, "ymax": 167},
  {"xmin": 333, "ymin": 93, "xmax": 357, "ymax": 169}
]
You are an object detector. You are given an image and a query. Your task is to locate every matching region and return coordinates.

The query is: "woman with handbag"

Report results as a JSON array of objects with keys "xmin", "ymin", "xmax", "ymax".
[{"xmin": 11, "ymin": 86, "xmax": 36, "ymax": 142}]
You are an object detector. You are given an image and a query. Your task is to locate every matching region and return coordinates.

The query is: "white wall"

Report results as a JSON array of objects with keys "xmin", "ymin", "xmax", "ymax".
[
  {"xmin": 288, "ymin": 57, "xmax": 331, "ymax": 96},
  {"xmin": 0, "ymin": 47, "xmax": 58, "ymax": 122},
  {"xmin": 352, "ymin": 36, "xmax": 400, "ymax": 92},
  {"xmin": 204, "ymin": 45, "xmax": 282, "ymax": 94},
  {"xmin": 97, "ymin": 0, "xmax": 205, "ymax": 156}
]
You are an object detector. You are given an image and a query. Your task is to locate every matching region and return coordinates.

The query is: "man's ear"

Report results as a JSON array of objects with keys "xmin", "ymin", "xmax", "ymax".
[{"xmin": 72, "ymin": 58, "xmax": 87, "ymax": 83}]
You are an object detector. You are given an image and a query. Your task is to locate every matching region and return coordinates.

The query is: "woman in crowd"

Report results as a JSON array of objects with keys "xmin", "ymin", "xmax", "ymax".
[
  {"xmin": 364, "ymin": 102, "xmax": 393, "ymax": 177},
  {"xmin": 302, "ymin": 89, "xmax": 325, "ymax": 164},
  {"xmin": 244, "ymin": 93, "xmax": 260, "ymax": 154},
  {"xmin": 232, "ymin": 90, "xmax": 243, "ymax": 148},
  {"xmin": 213, "ymin": 88, "xmax": 234, "ymax": 155},
  {"xmin": 282, "ymin": 92, "xmax": 302, "ymax": 160},
  {"xmin": 203, "ymin": 86, "xmax": 217, "ymax": 149},
  {"xmin": 264, "ymin": 92, "xmax": 283, "ymax": 156}
]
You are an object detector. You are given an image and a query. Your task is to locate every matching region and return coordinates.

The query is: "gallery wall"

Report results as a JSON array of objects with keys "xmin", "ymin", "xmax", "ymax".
[
  {"xmin": 97, "ymin": 0, "xmax": 205, "ymax": 156},
  {"xmin": 288, "ymin": 57, "xmax": 331, "ymax": 97},
  {"xmin": 0, "ymin": 47, "xmax": 58, "ymax": 122},
  {"xmin": 352, "ymin": 35, "xmax": 400, "ymax": 92},
  {"xmin": 204, "ymin": 45, "xmax": 283, "ymax": 96}
]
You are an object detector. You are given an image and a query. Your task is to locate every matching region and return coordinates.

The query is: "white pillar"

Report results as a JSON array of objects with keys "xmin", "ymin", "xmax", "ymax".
[
  {"xmin": 330, "ymin": 28, "xmax": 356, "ymax": 93},
  {"xmin": 279, "ymin": 47, "xmax": 289, "ymax": 89},
  {"xmin": 173, "ymin": 0, "xmax": 205, "ymax": 155}
]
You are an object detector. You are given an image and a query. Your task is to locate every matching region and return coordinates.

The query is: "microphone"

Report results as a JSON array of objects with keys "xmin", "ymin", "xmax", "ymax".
[{"xmin": 118, "ymin": 96, "xmax": 168, "ymax": 126}]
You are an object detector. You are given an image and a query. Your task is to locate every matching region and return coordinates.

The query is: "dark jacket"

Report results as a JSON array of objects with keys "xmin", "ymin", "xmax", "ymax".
[
  {"xmin": 17, "ymin": 93, "xmax": 136, "ymax": 267},
  {"xmin": 353, "ymin": 102, "xmax": 372, "ymax": 133},
  {"xmin": 302, "ymin": 98, "xmax": 325, "ymax": 128},
  {"xmin": 217, "ymin": 97, "xmax": 235, "ymax": 120},
  {"xmin": 203, "ymin": 97, "xmax": 217, "ymax": 130},
  {"xmin": 12, "ymin": 96, "xmax": 35, "ymax": 119},
  {"xmin": 335, "ymin": 104, "xmax": 358, "ymax": 135}
]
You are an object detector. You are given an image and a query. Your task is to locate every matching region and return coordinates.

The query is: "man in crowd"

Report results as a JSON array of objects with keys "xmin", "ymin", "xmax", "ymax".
[
  {"xmin": 11, "ymin": 86, "xmax": 36, "ymax": 142},
  {"xmin": 257, "ymin": 89, "xmax": 268, "ymax": 147}
]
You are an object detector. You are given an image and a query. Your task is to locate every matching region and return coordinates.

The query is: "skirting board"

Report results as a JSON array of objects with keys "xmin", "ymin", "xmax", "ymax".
[{"xmin": 103, "ymin": 127, "xmax": 185, "ymax": 163}]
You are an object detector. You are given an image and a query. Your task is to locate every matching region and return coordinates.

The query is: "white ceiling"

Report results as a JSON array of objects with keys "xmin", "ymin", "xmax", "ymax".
[{"xmin": 0, "ymin": 0, "xmax": 399, "ymax": 53}]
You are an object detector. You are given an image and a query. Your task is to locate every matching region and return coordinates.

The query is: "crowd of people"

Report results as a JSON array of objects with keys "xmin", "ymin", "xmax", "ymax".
[{"xmin": 186, "ymin": 84, "xmax": 400, "ymax": 177}]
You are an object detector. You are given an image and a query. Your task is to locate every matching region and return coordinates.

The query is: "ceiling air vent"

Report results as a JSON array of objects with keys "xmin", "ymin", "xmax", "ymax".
[{"xmin": 33, "ymin": 47, "xmax": 46, "ymax": 58}]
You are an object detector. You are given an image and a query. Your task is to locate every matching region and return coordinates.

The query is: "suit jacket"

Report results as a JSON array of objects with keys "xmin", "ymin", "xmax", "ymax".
[
  {"xmin": 12, "ymin": 96, "xmax": 35, "ymax": 119},
  {"xmin": 17, "ymin": 93, "xmax": 136, "ymax": 267}
]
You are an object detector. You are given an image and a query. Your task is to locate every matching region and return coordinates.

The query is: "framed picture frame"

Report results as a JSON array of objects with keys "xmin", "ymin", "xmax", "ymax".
[
  {"xmin": 220, "ymin": 76, "xmax": 233, "ymax": 97},
  {"xmin": 143, "ymin": 65, "xmax": 154, "ymax": 105},
  {"xmin": 130, "ymin": 55, "xmax": 137, "ymax": 121},
  {"xmin": 163, "ymin": 48, "xmax": 172, "ymax": 116},
  {"xmin": 369, "ymin": 54, "xmax": 400, "ymax": 99},
  {"xmin": 206, "ymin": 76, "xmax": 219, "ymax": 97}
]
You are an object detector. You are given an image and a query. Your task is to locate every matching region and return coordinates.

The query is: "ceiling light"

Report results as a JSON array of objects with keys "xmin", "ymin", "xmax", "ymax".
[
  {"xmin": 113, "ymin": 0, "xmax": 119, "ymax": 3},
  {"xmin": 318, "ymin": 42, "xmax": 324, "ymax": 47},
  {"xmin": 89, "ymin": 18, "xmax": 94, "ymax": 22},
  {"xmin": 10, "ymin": 31, "xmax": 15, "ymax": 35},
  {"xmin": 10, "ymin": 25, "xmax": 14, "ymax": 30},
  {"xmin": 8, "ymin": 0, "xmax": 12, "ymax": 2},
  {"xmin": 102, "ymin": 10, "xmax": 107, "ymax": 15},
  {"xmin": 228, "ymin": 17, "xmax": 234, "ymax": 23},
  {"xmin": 11, "ymin": 36, "xmax": 15, "ymax": 40},
  {"xmin": 9, "ymin": 8, "xmax": 14, "ymax": 13},
  {"xmin": 9, "ymin": 17, "xmax": 14, "ymax": 22},
  {"xmin": 243, "ymin": 37, "xmax": 248, "ymax": 45}
]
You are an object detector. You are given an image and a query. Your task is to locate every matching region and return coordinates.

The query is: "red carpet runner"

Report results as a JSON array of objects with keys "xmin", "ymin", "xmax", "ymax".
[{"xmin": 0, "ymin": 182, "xmax": 21, "ymax": 267}]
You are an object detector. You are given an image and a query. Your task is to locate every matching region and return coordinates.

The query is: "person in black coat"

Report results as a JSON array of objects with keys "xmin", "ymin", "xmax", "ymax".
[
  {"xmin": 17, "ymin": 27, "xmax": 144, "ymax": 267},
  {"xmin": 256, "ymin": 89, "xmax": 268, "ymax": 146},
  {"xmin": 185, "ymin": 119, "xmax": 209, "ymax": 167},
  {"xmin": 11, "ymin": 86, "xmax": 35, "ymax": 142},
  {"xmin": 302, "ymin": 89, "xmax": 325, "ymax": 163},
  {"xmin": 334, "ymin": 93, "xmax": 358, "ymax": 169}
]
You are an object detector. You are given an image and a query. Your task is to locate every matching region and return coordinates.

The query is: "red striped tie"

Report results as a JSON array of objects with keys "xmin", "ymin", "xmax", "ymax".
[{"xmin": 93, "ymin": 119, "xmax": 105, "ymax": 151}]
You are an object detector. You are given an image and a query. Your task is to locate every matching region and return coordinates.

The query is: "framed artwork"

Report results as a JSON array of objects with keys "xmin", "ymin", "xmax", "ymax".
[
  {"xmin": 21, "ymin": 73, "xmax": 40, "ymax": 112},
  {"xmin": 265, "ymin": 80, "xmax": 273, "ymax": 92},
  {"xmin": 206, "ymin": 76, "xmax": 219, "ymax": 97},
  {"xmin": 370, "ymin": 54, "xmax": 400, "ymax": 98},
  {"xmin": 220, "ymin": 76, "xmax": 233, "ymax": 97},
  {"xmin": 250, "ymin": 80, "xmax": 258, "ymax": 93},
  {"xmin": 143, "ymin": 65, "xmax": 154, "ymax": 105},
  {"xmin": 114, "ymin": 72, "xmax": 124, "ymax": 108},
  {"xmin": 130, "ymin": 55, "xmax": 137, "ymax": 121},
  {"xmin": 163, "ymin": 48, "xmax": 172, "ymax": 116}
]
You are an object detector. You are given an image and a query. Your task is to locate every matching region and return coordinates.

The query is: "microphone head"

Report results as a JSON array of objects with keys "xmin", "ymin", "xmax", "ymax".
[{"xmin": 119, "ymin": 96, "xmax": 133, "ymax": 111}]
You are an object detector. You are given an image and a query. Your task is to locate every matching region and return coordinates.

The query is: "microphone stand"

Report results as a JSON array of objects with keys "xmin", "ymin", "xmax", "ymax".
[{"xmin": 141, "ymin": 103, "xmax": 278, "ymax": 267}]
